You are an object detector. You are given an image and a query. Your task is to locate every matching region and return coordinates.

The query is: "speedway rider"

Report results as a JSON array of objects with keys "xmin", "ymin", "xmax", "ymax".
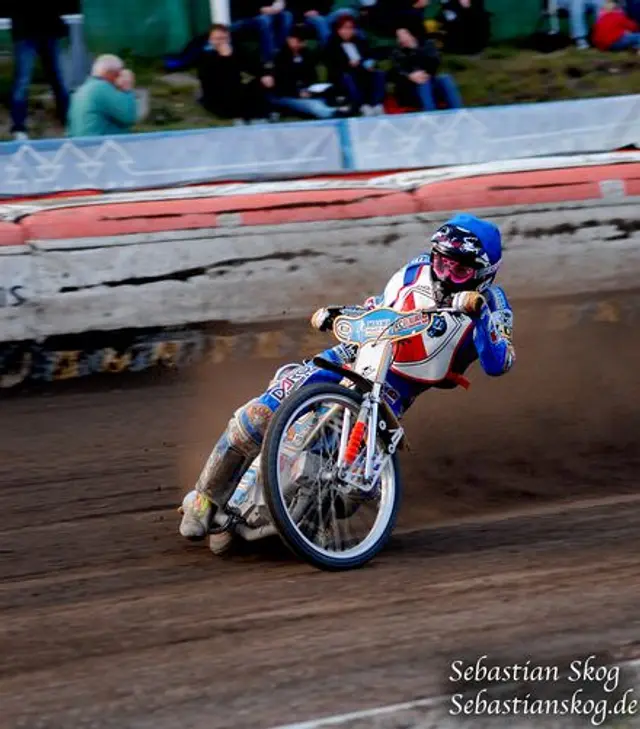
[{"xmin": 179, "ymin": 213, "xmax": 515, "ymax": 547}]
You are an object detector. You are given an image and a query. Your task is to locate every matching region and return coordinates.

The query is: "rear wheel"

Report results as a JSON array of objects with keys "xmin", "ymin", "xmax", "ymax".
[{"xmin": 261, "ymin": 382, "xmax": 401, "ymax": 571}]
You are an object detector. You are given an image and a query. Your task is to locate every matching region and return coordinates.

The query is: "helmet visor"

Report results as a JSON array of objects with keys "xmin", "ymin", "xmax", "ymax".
[{"xmin": 432, "ymin": 251, "xmax": 475, "ymax": 284}]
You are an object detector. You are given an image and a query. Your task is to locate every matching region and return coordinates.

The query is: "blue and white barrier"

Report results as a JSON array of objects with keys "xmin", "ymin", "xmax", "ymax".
[{"xmin": 0, "ymin": 94, "xmax": 639, "ymax": 197}]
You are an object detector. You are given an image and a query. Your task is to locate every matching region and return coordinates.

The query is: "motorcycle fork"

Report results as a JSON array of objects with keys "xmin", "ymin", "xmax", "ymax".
[{"xmin": 338, "ymin": 342, "xmax": 394, "ymax": 482}]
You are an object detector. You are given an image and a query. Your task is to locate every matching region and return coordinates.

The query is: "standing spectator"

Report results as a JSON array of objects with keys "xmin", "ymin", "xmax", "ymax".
[
  {"xmin": 556, "ymin": 0, "xmax": 605, "ymax": 48},
  {"xmin": 288, "ymin": 1, "xmax": 358, "ymax": 46},
  {"xmin": 270, "ymin": 27, "xmax": 340, "ymax": 118},
  {"xmin": 67, "ymin": 55, "xmax": 137, "ymax": 137},
  {"xmin": 391, "ymin": 27, "xmax": 463, "ymax": 111},
  {"xmin": 438, "ymin": 0, "xmax": 491, "ymax": 54},
  {"xmin": 326, "ymin": 16, "xmax": 386, "ymax": 116},
  {"xmin": 592, "ymin": 0, "xmax": 640, "ymax": 50},
  {"xmin": 8, "ymin": 0, "xmax": 70, "ymax": 140},
  {"xmin": 231, "ymin": 1, "xmax": 294, "ymax": 63}
]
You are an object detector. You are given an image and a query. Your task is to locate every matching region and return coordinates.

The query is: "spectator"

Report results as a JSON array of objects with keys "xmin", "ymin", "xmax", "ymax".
[
  {"xmin": 391, "ymin": 27, "xmax": 463, "ymax": 111},
  {"xmin": 196, "ymin": 24, "xmax": 274, "ymax": 123},
  {"xmin": 438, "ymin": 0, "xmax": 491, "ymax": 54},
  {"xmin": 326, "ymin": 16, "xmax": 386, "ymax": 115},
  {"xmin": 67, "ymin": 55, "xmax": 137, "ymax": 137},
  {"xmin": 163, "ymin": 24, "xmax": 275, "ymax": 123},
  {"xmin": 231, "ymin": 1, "xmax": 294, "ymax": 62},
  {"xmin": 288, "ymin": 1, "xmax": 358, "ymax": 46},
  {"xmin": 592, "ymin": 0, "xmax": 640, "ymax": 50},
  {"xmin": 556, "ymin": 0, "xmax": 605, "ymax": 48},
  {"xmin": 270, "ymin": 27, "xmax": 340, "ymax": 118},
  {"xmin": 8, "ymin": 0, "xmax": 70, "ymax": 140}
]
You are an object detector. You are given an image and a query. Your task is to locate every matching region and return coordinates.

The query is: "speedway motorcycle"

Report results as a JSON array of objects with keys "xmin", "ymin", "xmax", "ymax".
[{"xmin": 213, "ymin": 306, "xmax": 458, "ymax": 571}]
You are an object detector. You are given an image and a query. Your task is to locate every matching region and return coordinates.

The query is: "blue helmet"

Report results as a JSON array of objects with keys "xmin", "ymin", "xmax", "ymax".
[{"xmin": 430, "ymin": 213, "xmax": 503, "ymax": 293}]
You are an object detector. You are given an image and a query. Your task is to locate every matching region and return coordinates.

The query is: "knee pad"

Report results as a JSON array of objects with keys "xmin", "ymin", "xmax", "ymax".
[
  {"xmin": 230, "ymin": 398, "xmax": 275, "ymax": 456},
  {"xmin": 196, "ymin": 400, "xmax": 274, "ymax": 507}
]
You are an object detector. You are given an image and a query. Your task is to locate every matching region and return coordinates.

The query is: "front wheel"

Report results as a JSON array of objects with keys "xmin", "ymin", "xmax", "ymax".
[{"xmin": 261, "ymin": 382, "xmax": 402, "ymax": 571}]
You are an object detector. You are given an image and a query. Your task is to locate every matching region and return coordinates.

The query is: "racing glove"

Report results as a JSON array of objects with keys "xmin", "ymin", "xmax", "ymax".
[
  {"xmin": 310, "ymin": 306, "xmax": 343, "ymax": 331},
  {"xmin": 363, "ymin": 295, "xmax": 382, "ymax": 310},
  {"xmin": 451, "ymin": 291, "xmax": 486, "ymax": 318},
  {"xmin": 311, "ymin": 303, "xmax": 372, "ymax": 331}
]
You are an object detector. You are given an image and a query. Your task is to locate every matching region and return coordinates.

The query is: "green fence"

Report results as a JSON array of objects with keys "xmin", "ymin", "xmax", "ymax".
[{"xmin": 82, "ymin": 0, "xmax": 213, "ymax": 57}]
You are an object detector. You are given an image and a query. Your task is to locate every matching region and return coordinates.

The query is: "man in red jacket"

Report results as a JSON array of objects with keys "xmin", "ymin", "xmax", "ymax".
[{"xmin": 592, "ymin": 0, "xmax": 640, "ymax": 50}]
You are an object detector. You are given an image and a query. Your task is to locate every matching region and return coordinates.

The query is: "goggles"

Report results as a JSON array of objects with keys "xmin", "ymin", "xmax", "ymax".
[{"xmin": 432, "ymin": 251, "xmax": 476, "ymax": 284}]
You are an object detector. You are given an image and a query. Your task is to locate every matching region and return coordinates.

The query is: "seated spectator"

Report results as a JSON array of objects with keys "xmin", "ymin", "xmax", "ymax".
[
  {"xmin": 556, "ymin": 0, "xmax": 605, "ymax": 48},
  {"xmin": 231, "ymin": 1, "xmax": 294, "ymax": 62},
  {"xmin": 67, "ymin": 55, "xmax": 137, "ymax": 137},
  {"xmin": 164, "ymin": 24, "xmax": 274, "ymax": 123},
  {"xmin": 270, "ymin": 27, "xmax": 342, "ymax": 117},
  {"xmin": 592, "ymin": 0, "xmax": 640, "ymax": 50},
  {"xmin": 391, "ymin": 27, "xmax": 463, "ymax": 111},
  {"xmin": 438, "ymin": 0, "xmax": 491, "ymax": 54},
  {"xmin": 325, "ymin": 16, "xmax": 386, "ymax": 116},
  {"xmin": 196, "ymin": 24, "xmax": 275, "ymax": 123},
  {"xmin": 288, "ymin": 1, "xmax": 358, "ymax": 46}
]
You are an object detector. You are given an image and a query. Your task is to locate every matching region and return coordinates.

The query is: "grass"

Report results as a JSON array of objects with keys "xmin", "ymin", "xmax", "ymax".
[{"xmin": 1, "ymin": 42, "xmax": 639, "ymax": 141}]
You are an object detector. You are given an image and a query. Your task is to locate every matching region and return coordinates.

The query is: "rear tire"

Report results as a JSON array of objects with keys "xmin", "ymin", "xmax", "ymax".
[{"xmin": 261, "ymin": 382, "xmax": 402, "ymax": 571}]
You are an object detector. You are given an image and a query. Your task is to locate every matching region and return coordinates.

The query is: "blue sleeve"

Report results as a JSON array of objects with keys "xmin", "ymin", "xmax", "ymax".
[
  {"xmin": 473, "ymin": 286, "xmax": 515, "ymax": 377},
  {"xmin": 163, "ymin": 34, "xmax": 208, "ymax": 71}
]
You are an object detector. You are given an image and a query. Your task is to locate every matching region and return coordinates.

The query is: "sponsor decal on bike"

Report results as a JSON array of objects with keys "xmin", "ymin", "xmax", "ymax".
[
  {"xmin": 229, "ymin": 466, "xmax": 259, "ymax": 508},
  {"xmin": 426, "ymin": 313, "xmax": 447, "ymax": 338},
  {"xmin": 334, "ymin": 319, "xmax": 354, "ymax": 341},
  {"xmin": 335, "ymin": 342, "xmax": 358, "ymax": 363},
  {"xmin": 388, "ymin": 310, "xmax": 431, "ymax": 337},
  {"xmin": 382, "ymin": 385, "xmax": 401, "ymax": 406}
]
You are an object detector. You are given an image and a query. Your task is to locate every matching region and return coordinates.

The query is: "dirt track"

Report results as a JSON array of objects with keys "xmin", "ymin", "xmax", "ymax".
[{"xmin": 1, "ymin": 289, "xmax": 639, "ymax": 729}]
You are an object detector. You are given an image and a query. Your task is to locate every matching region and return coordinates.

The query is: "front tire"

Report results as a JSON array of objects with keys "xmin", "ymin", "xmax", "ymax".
[{"xmin": 261, "ymin": 382, "xmax": 402, "ymax": 571}]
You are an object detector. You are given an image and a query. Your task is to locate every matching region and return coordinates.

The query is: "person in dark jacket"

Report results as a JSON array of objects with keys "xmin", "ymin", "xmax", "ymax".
[
  {"xmin": 230, "ymin": 0, "xmax": 294, "ymax": 62},
  {"xmin": 288, "ymin": 1, "xmax": 358, "ymax": 45},
  {"xmin": 165, "ymin": 24, "xmax": 274, "ymax": 123},
  {"xmin": 8, "ymin": 0, "xmax": 70, "ymax": 139},
  {"xmin": 270, "ymin": 26, "xmax": 339, "ymax": 118},
  {"xmin": 325, "ymin": 15, "xmax": 386, "ymax": 115},
  {"xmin": 391, "ymin": 26, "xmax": 463, "ymax": 111}
]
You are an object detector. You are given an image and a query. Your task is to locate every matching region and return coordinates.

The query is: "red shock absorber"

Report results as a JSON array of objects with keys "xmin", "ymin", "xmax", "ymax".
[{"xmin": 344, "ymin": 420, "xmax": 367, "ymax": 466}]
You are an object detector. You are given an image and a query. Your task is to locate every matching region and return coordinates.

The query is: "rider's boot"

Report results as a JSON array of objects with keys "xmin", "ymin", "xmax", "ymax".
[
  {"xmin": 178, "ymin": 490, "xmax": 213, "ymax": 540},
  {"xmin": 178, "ymin": 397, "xmax": 276, "ymax": 541}
]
